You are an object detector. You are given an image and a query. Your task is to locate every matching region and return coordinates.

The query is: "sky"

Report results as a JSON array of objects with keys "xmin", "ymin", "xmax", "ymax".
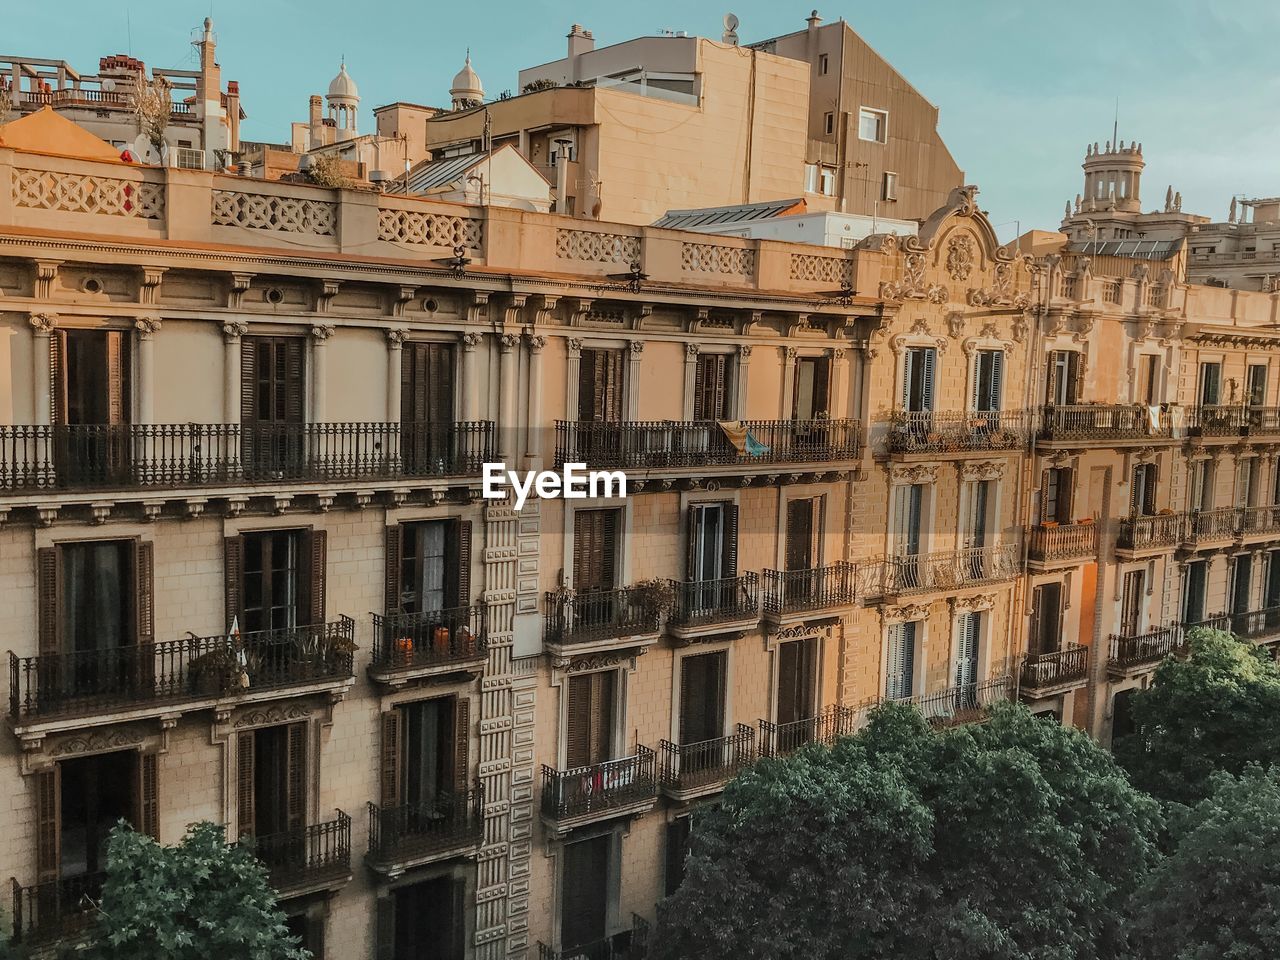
[{"xmin": 9, "ymin": 0, "xmax": 1280, "ymax": 243}]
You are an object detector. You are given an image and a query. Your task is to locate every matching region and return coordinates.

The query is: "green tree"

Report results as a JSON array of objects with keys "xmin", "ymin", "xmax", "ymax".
[
  {"xmin": 1131, "ymin": 766, "xmax": 1280, "ymax": 959},
  {"xmin": 654, "ymin": 704, "xmax": 1161, "ymax": 960},
  {"xmin": 1113, "ymin": 627, "xmax": 1280, "ymax": 806},
  {"xmin": 83, "ymin": 821, "xmax": 306, "ymax": 960}
]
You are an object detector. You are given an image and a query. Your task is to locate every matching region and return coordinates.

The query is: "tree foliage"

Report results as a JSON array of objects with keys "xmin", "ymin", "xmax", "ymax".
[
  {"xmin": 1113, "ymin": 627, "xmax": 1280, "ymax": 806},
  {"xmin": 83, "ymin": 821, "xmax": 306, "ymax": 960},
  {"xmin": 1131, "ymin": 767, "xmax": 1280, "ymax": 959},
  {"xmin": 654, "ymin": 704, "xmax": 1161, "ymax": 960}
]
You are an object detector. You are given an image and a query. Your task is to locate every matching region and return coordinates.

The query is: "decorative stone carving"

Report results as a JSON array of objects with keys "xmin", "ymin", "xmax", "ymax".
[
  {"xmin": 222, "ymin": 320, "xmax": 249, "ymax": 341},
  {"xmin": 212, "ymin": 189, "xmax": 335, "ymax": 235},
  {"xmin": 946, "ymin": 233, "xmax": 975, "ymax": 281},
  {"xmin": 885, "ymin": 602, "xmax": 930, "ymax": 623},
  {"xmin": 555, "ymin": 228, "xmax": 640, "ymax": 264},
  {"xmin": 738, "ymin": 344, "xmax": 753, "ymax": 361},
  {"xmin": 385, "ymin": 328, "xmax": 408, "ymax": 347},
  {"xmin": 961, "ymin": 460, "xmax": 1005, "ymax": 481},
  {"xmin": 951, "ymin": 593, "xmax": 996, "ymax": 612},
  {"xmin": 682, "ymin": 241, "xmax": 755, "ymax": 277},
  {"xmin": 14, "ymin": 168, "xmax": 164, "ymax": 219},
  {"xmin": 890, "ymin": 464, "xmax": 939, "ymax": 485},
  {"xmin": 565, "ymin": 337, "xmax": 583, "ymax": 357},
  {"xmin": 946, "ymin": 311, "xmax": 966, "ymax": 338},
  {"xmin": 232, "ymin": 704, "xmax": 312, "ymax": 728},
  {"xmin": 378, "ymin": 209, "xmax": 483, "ymax": 247},
  {"xmin": 685, "ymin": 343, "xmax": 700, "ymax": 358},
  {"xmin": 310, "ymin": 324, "xmax": 335, "ymax": 342},
  {"xmin": 628, "ymin": 340, "xmax": 644, "ymax": 356},
  {"xmin": 50, "ymin": 728, "xmax": 144, "ymax": 757},
  {"xmin": 134, "ymin": 315, "xmax": 162, "ymax": 339},
  {"xmin": 526, "ymin": 335, "xmax": 547, "ymax": 353},
  {"xmin": 28, "ymin": 312, "xmax": 57, "ymax": 335}
]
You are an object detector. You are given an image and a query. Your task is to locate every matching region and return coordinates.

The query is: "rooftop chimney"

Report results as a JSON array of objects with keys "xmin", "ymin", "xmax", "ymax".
[{"xmin": 567, "ymin": 24, "xmax": 595, "ymax": 59}]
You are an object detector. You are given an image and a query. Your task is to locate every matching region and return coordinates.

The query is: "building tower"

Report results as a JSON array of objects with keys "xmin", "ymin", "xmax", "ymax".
[
  {"xmin": 1079, "ymin": 139, "xmax": 1143, "ymax": 214},
  {"xmin": 326, "ymin": 61, "xmax": 359, "ymax": 140},
  {"xmin": 450, "ymin": 52, "xmax": 484, "ymax": 110}
]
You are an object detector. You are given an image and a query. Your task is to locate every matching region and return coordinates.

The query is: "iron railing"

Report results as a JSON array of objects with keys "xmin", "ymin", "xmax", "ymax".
[
  {"xmin": 1117, "ymin": 514, "xmax": 1182, "ymax": 550},
  {"xmin": 552, "ymin": 419, "xmax": 861, "ymax": 470},
  {"xmin": 761, "ymin": 561, "xmax": 857, "ymax": 614},
  {"xmin": 758, "ymin": 705, "xmax": 858, "ymax": 757},
  {"xmin": 1191, "ymin": 608, "xmax": 1280, "ymax": 645},
  {"xmin": 9, "ymin": 871, "xmax": 105, "ymax": 945},
  {"xmin": 8, "ymin": 617, "xmax": 355, "ymax": 721},
  {"xmin": 877, "ymin": 676, "xmax": 1014, "ymax": 723},
  {"xmin": 1038, "ymin": 404, "xmax": 1170, "ymax": 441},
  {"xmin": 540, "ymin": 748, "xmax": 657, "ymax": 821},
  {"xmin": 370, "ymin": 605, "xmax": 487, "ymax": 672},
  {"xmin": 1241, "ymin": 505, "xmax": 1280, "ymax": 537},
  {"xmin": 667, "ymin": 575, "xmax": 759, "ymax": 627},
  {"xmin": 366, "ymin": 785, "xmax": 484, "ymax": 865},
  {"xmin": 882, "ymin": 543, "xmax": 1021, "ymax": 594},
  {"xmin": 1019, "ymin": 645, "xmax": 1089, "ymax": 690},
  {"xmin": 1109, "ymin": 625, "xmax": 1183, "ymax": 669},
  {"xmin": 543, "ymin": 587, "xmax": 661, "ymax": 645},
  {"xmin": 1184, "ymin": 507, "xmax": 1241, "ymax": 543},
  {"xmin": 1188, "ymin": 405, "xmax": 1248, "ymax": 437},
  {"xmin": 250, "ymin": 810, "xmax": 351, "ymax": 892},
  {"xmin": 884, "ymin": 410, "xmax": 1028, "ymax": 454},
  {"xmin": 1027, "ymin": 522, "xmax": 1097, "ymax": 563},
  {"xmin": 658, "ymin": 724, "xmax": 756, "ymax": 793},
  {"xmin": 0, "ymin": 421, "xmax": 494, "ymax": 492},
  {"xmin": 537, "ymin": 915, "xmax": 650, "ymax": 960}
]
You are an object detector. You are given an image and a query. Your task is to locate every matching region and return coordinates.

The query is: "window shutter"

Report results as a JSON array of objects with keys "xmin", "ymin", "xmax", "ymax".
[
  {"xmin": 600, "ymin": 511, "xmax": 618, "ymax": 590},
  {"xmin": 240, "ymin": 338, "xmax": 258, "ymax": 424},
  {"xmin": 308, "ymin": 529, "xmax": 327, "ymax": 626},
  {"xmin": 224, "ymin": 536, "xmax": 244, "ymax": 627},
  {"xmin": 693, "ymin": 355, "xmax": 707, "ymax": 420},
  {"xmin": 813, "ymin": 355, "xmax": 830, "ymax": 416},
  {"xmin": 454, "ymin": 520, "xmax": 472, "ymax": 607},
  {"xmin": 450, "ymin": 877, "xmax": 467, "ymax": 959},
  {"xmin": 50, "ymin": 331, "xmax": 65, "ymax": 425},
  {"xmin": 384, "ymin": 525, "xmax": 403, "ymax": 615},
  {"xmin": 375, "ymin": 896, "xmax": 395, "ymax": 960},
  {"xmin": 135, "ymin": 541, "xmax": 154, "ymax": 643},
  {"xmin": 285, "ymin": 338, "xmax": 306, "ymax": 424},
  {"xmin": 380, "ymin": 710, "xmax": 401, "ymax": 808},
  {"xmin": 587, "ymin": 671, "xmax": 615, "ymax": 767},
  {"xmin": 664, "ymin": 817, "xmax": 692, "ymax": 896},
  {"xmin": 36, "ymin": 767, "xmax": 60, "ymax": 883},
  {"xmin": 1062, "ymin": 468, "xmax": 1075, "ymax": 521},
  {"xmin": 566, "ymin": 674, "xmax": 591, "ymax": 769},
  {"xmin": 722, "ymin": 503, "xmax": 739, "ymax": 577},
  {"xmin": 1028, "ymin": 587, "xmax": 1044, "ymax": 656},
  {"xmin": 971, "ymin": 352, "xmax": 982, "ymax": 411},
  {"xmin": 1068, "ymin": 352, "xmax": 1082, "ymax": 403},
  {"xmin": 921, "ymin": 349, "xmax": 936, "ymax": 411},
  {"xmin": 678, "ymin": 656, "xmax": 698, "ymax": 746},
  {"xmin": 37, "ymin": 546, "xmax": 61, "ymax": 654},
  {"xmin": 106, "ymin": 331, "xmax": 127, "ymax": 425},
  {"xmin": 453, "ymin": 696, "xmax": 471, "ymax": 792},
  {"xmin": 955, "ymin": 614, "xmax": 979, "ymax": 686},
  {"xmin": 685, "ymin": 505, "xmax": 698, "ymax": 582},
  {"xmin": 900, "ymin": 349, "xmax": 914, "ymax": 411},
  {"xmin": 236, "ymin": 731, "xmax": 255, "ymax": 838},
  {"xmin": 777, "ymin": 641, "xmax": 799, "ymax": 725},
  {"xmin": 286, "ymin": 722, "xmax": 306, "ymax": 831},
  {"xmin": 137, "ymin": 752, "xmax": 159, "ymax": 839}
]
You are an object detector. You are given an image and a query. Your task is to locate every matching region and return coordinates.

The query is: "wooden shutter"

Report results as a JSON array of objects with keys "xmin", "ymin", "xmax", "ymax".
[
  {"xmin": 694, "ymin": 354, "xmax": 728, "ymax": 421},
  {"xmin": 375, "ymin": 896, "xmax": 395, "ymax": 960},
  {"xmin": 722, "ymin": 503, "xmax": 739, "ymax": 577},
  {"xmin": 1068, "ymin": 351, "xmax": 1082, "ymax": 403},
  {"xmin": 50, "ymin": 330, "xmax": 65, "ymax": 425},
  {"xmin": 679, "ymin": 652, "xmax": 725, "ymax": 745},
  {"xmin": 137, "ymin": 752, "xmax": 159, "ymax": 840},
  {"xmin": 452, "ymin": 519, "xmax": 472, "ymax": 607},
  {"xmin": 284, "ymin": 338, "xmax": 306, "ymax": 424},
  {"xmin": 921, "ymin": 348, "xmax": 936, "ymax": 411},
  {"xmin": 678, "ymin": 657, "xmax": 698, "ymax": 745},
  {"xmin": 573, "ymin": 510, "xmax": 617, "ymax": 591},
  {"xmin": 236, "ymin": 731, "xmax": 255, "ymax": 838},
  {"xmin": 286, "ymin": 722, "xmax": 306, "ymax": 831},
  {"xmin": 955, "ymin": 613, "xmax": 979, "ymax": 686},
  {"xmin": 36, "ymin": 767, "xmax": 60, "ymax": 883},
  {"xmin": 240, "ymin": 337, "xmax": 258, "ymax": 424},
  {"xmin": 308, "ymin": 529, "xmax": 327, "ymax": 626},
  {"xmin": 1028, "ymin": 586, "xmax": 1045, "ymax": 656},
  {"xmin": 453, "ymin": 696, "xmax": 471, "ymax": 793},
  {"xmin": 990, "ymin": 351, "xmax": 1004, "ymax": 410},
  {"xmin": 105, "ymin": 331, "xmax": 127, "ymax": 425},
  {"xmin": 380, "ymin": 710, "xmax": 401, "ymax": 808},
  {"xmin": 384, "ymin": 525, "xmax": 403, "ymax": 614},
  {"xmin": 812, "ymin": 355, "xmax": 830, "ymax": 416},
  {"xmin": 562, "ymin": 836, "xmax": 609, "ymax": 948},
  {"xmin": 402, "ymin": 343, "xmax": 456, "ymax": 424},
  {"xmin": 224, "ymin": 536, "xmax": 244, "ymax": 627},
  {"xmin": 135, "ymin": 541, "xmax": 154, "ymax": 643},
  {"xmin": 37, "ymin": 546, "xmax": 61, "ymax": 654},
  {"xmin": 777, "ymin": 641, "xmax": 800, "ymax": 726},
  {"xmin": 900, "ymin": 348, "xmax": 914, "ymax": 411},
  {"xmin": 785, "ymin": 499, "xmax": 813, "ymax": 572},
  {"xmin": 450, "ymin": 877, "xmax": 467, "ymax": 959},
  {"xmin": 566, "ymin": 674, "xmax": 591, "ymax": 769},
  {"xmin": 685, "ymin": 505, "xmax": 699, "ymax": 582}
]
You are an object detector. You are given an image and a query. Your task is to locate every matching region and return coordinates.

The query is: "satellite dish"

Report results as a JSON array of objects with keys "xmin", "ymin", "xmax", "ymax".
[{"xmin": 723, "ymin": 12, "xmax": 740, "ymax": 45}]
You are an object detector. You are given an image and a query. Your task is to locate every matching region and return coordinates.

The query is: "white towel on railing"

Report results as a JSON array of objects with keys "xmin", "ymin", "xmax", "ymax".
[
  {"xmin": 1146, "ymin": 405, "xmax": 1161, "ymax": 432},
  {"xmin": 1168, "ymin": 405, "xmax": 1185, "ymax": 439}
]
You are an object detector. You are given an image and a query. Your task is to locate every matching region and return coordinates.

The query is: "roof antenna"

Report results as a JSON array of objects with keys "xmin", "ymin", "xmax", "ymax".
[{"xmin": 1112, "ymin": 97, "xmax": 1119, "ymax": 149}]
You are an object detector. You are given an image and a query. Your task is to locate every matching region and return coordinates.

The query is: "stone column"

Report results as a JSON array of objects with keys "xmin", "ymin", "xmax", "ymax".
[
  {"xmin": 735, "ymin": 344, "xmax": 753, "ymax": 419},
  {"xmin": 134, "ymin": 316, "xmax": 162, "ymax": 424},
  {"xmin": 682, "ymin": 343, "xmax": 700, "ymax": 420},
  {"xmin": 626, "ymin": 339, "xmax": 644, "ymax": 420},
  {"xmin": 460, "ymin": 332, "xmax": 482, "ymax": 422},
  {"xmin": 310, "ymin": 324, "xmax": 334, "ymax": 423},
  {"xmin": 781, "ymin": 346, "xmax": 798, "ymax": 418},
  {"xmin": 385, "ymin": 329, "xmax": 406, "ymax": 423},
  {"xmin": 29, "ymin": 312, "xmax": 57, "ymax": 424},
  {"xmin": 222, "ymin": 321, "xmax": 248, "ymax": 423},
  {"xmin": 526, "ymin": 335, "xmax": 547, "ymax": 467},
  {"xmin": 499, "ymin": 333, "xmax": 520, "ymax": 460},
  {"xmin": 565, "ymin": 338, "xmax": 583, "ymax": 424}
]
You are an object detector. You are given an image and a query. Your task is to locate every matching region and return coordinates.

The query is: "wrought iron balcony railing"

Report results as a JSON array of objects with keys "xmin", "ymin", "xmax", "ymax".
[
  {"xmin": 1190, "ymin": 608, "xmax": 1280, "ymax": 645},
  {"xmin": 250, "ymin": 809, "xmax": 351, "ymax": 893},
  {"xmin": 537, "ymin": 914, "xmax": 650, "ymax": 960},
  {"xmin": 1038, "ymin": 404, "xmax": 1171, "ymax": 442},
  {"xmin": 658, "ymin": 724, "xmax": 756, "ymax": 794},
  {"xmin": 884, "ymin": 410, "xmax": 1028, "ymax": 455},
  {"xmin": 1241, "ymin": 505, "xmax": 1280, "ymax": 537},
  {"xmin": 1019, "ymin": 645, "xmax": 1089, "ymax": 691},
  {"xmin": 0, "ymin": 421, "xmax": 494, "ymax": 492},
  {"xmin": 758, "ymin": 704, "xmax": 858, "ymax": 757},
  {"xmin": 9, "ymin": 872, "xmax": 105, "ymax": 946},
  {"xmin": 666, "ymin": 575, "xmax": 759, "ymax": 627},
  {"xmin": 1108, "ymin": 625, "xmax": 1183, "ymax": 669},
  {"xmin": 761, "ymin": 561, "xmax": 857, "ymax": 615},
  {"xmin": 876, "ymin": 676, "xmax": 1014, "ymax": 724},
  {"xmin": 8, "ymin": 617, "xmax": 356, "ymax": 722},
  {"xmin": 370, "ymin": 605, "xmax": 487, "ymax": 673},
  {"xmin": 540, "ymin": 748, "xmax": 658, "ymax": 821},
  {"xmin": 543, "ymin": 586, "xmax": 661, "ymax": 646},
  {"xmin": 1117, "ymin": 514, "xmax": 1182, "ymax": 551},
  {"xmin": 881, "ymin": 543, "xmax": 1021, "ymax": 595},
  {"xmin": 1188, "ymin": 405, "xmax": 1248, "ymax": 437},
  {"xmin": 553, "ymin": 418, "xmax": 861, "ymax": 470},
  {"xmin": 1184, "ymin": 507, "xmax": 1240, "ymax": 543},
  {"xmin": 366, "ymin": 785, "xmax": 484, "ymax": 866},
  {"xmin": 1027, "ymin": 522, "xmax": 1097, "ymax": 564}
]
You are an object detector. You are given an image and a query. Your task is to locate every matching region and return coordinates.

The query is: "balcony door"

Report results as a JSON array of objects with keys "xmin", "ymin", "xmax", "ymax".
[
  {"xmin": 573, "ymin": 509, "xmax": 620, "ymax": 595},
  {"xmin": 561, "ymin": 834, "xmax": 611, "ymax": 951},
  {"xmin": 1046, "ymin": 350, "xmax": 1079, "ymax": 406},
  {"xmin": 678, "ymin": 651, "xmax": 726, "ymax": 747},
  {"xmin": 401, "ymin": 342, "xmax": 455, "ymax": 474},
  {"xmin": 693, "ymin": 353, "xmax": 733, "ymax": 421},
  {"xmin": 1267, "ymin": 551, "xmax": 1280, "ymax": 625},
  {"xmin": 901, "ymin": 347, "xmax": 935, "ymax": 413},
  {"xmin": 1029, "ymin": 583, "xmax": 1063, "ymax": 656},
  {"xmin": 687, "ymin": 502, "xmax": 737, "ymax": 614},
  {"xmin": 1231, "ymin": 555, "xmax": 1253, "ymax": 619},
  {"xmin": 1182, "ymin": 561, "xmax": 1207, "ymax": 626},
  {"xmin": 1130, "ymin": 464, "xmax": 1157, "ymax": 517},
  {"xmin": 885, "ymin": 621, "xmax": 917, "ymax": 699},
  {"xmin": 1040, "ymin": 468, "xmax": 1073, "ymax": 524},
  {"xmin": 1198, "ymin": 361, "xmax": 1222, "ymax": 407},
  {"xmin": 1120, "ymin": 571, "xmax": 1145, "ymax": 637},
  {"xmin": 382, "ymin": 874, "xmax": 466, "ymax": 960},
  {"xmin": 954, "ymin": 612, "xmax": 981, "ymax": 689},
  {"xmin": 792, "ymin": 355, "xmax": 830, "ymax": 420},
  {"xmin": 784, "ymin": 497, "xmax": 822, "ymax": 606},
  {"xmin": 892, "ymin": 484, "xmax": 924, "ymax": 590},
  {"xmin": 236, "ymin": 722, "xmax": 306, "ymax": 840},
  {"xmin": 972, "ymin": 349, "xmax": 1004, "ymax": 413},
  {"xmin": 380, "ymin": 696, "xmax": 469, "ymax": 815},
  {"xmin": 241, "ymin": 335, "xmax": 305, "ymax": 478},
  {"xmin": 565, "ymin": 670, "xmax": 617, "ymax": 769},
  {"xmin": 1247, "ymin": 363, "xmax": 1268, "ymax": 407},
  {"xmin": 1136, "ymin": 354, "xmax": 1160, "ymax": 405},
  {"xmin": 776, "ymin": 637, "xmax": 818, "ymax": 727},
  {"xmin": 51, "ymin": 329, "xmax": 130, "ymax": 485},
  {"xmin": 390, "ymin": 519, "xmax": 472, "ymax": 615},
  {"xmin": 578, "ymin": 349, "xmax": 624, "ymax": 423}
]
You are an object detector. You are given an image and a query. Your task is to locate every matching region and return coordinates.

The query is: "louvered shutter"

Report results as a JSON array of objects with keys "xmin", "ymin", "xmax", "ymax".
[
  {"xmin": 307, "ymin": 529, "xmax": 327, "ymax": 626},
  {"xmin": 684, "ymin": 505, "xmax": 699, "ymax": 582},
  {"xmin": 380, "ymin": 710, "xmax": 401, "ymax": 808},
  {"xmin": 990, "ymin": 351, "xmax": 1004, "ymax": 411},
  {"xmin": 236, "ymin": 731, "xmax": 255, "ymax": 838},
  {"xmin": 955, "ymin": 613, "xmax": 979, "ymax": 687},
  {"xmin": 777, "ymin": 641, "xmax": 800, "ymax": 725},
  {"xmin": 284, "ymin": 338, "xmax": 306, "ymax": 424},
  {"xmin": 921, "ymin": 348, "xmax": 936, "ymax": 412},
  {"xmin": 50, "ymin": 331, "xmax": 65, "ymax": 425},
  {"xmin": 1062, "ymin": 468, "xmax": 1075, "ymax": 521},
  {"xmin": 1028, "ymin": 587, "xmax": 1044, "ymax": 656},
  {"xmin": 678, "ymin": 656, "xmax": 698, "ymax": 746},
  {"xmin": 224, "ymin": 536, "xmax": 244, "ymax": 627},
  {"xmin": 589, "ymin": 672, "xmax": 615, "ymax": 766},
  {"xmin": 900, "ymin": 349, "xmax": 914, "ymax": 411},
  {"xmin": 37, "ymin": 546, "xmax": 60, "ymax": 654},
  {"xmin": 722, "ymin": 503, "xmax": 739, "ymax": 578},
  {"xmin": 106, "ymin": 331, "xmax": 127, "ymax": 425},
  {"xmin": 694, "ymin": 354, "xmax": 728, "ymax": 421},
  {"xmin": 812, "ymin": 355, "xmax": 830, "ymax": 417},
  {"xmin": 785, "ymin": 499, "xmax": 812, "ymax": 572},
  {"xmin": 135, "ymin": 541, "xmax": 154, "ymax": 644},
  {"xmin": 565, "ymin": 674, "xmax": 591, "ymax": 769},
  {"xmin": 1068, "ymin": 351, "xmax": 1082, "ymax": 403},
  {"xmin": 137, "ymin": 752, "xmax": 159, "ymax": 839},
  {"xmin": 36, "ymin": 767, "xmax": 60, "ymax": 883},
  {"xmin": 384, "ymin": 525, "xmax": 403, "ymax": 614},
  {"xmin": 240, "ymin": 337, "xmax": 258, "ymax": 424},
  {"xmin": 600, "ymin": 511, "xmax": 618, "ymax": 589},
  {"xmin": 885, "ymin": 624, "xmax": 902, "ymax": 698},
  {"xmin": 375, "ymin": 896, "xmax": 395, "ymax": 960},
  {"xmin": 452, "ymin": 696, "xmax": 470, "ymax": 792},
  {"xmin": 452, "ymin": 519, "xmax": 472, "ymax": 607},
  {"xmin": 306, "ymin": 914, "xmax": 326, "ymax": 960},
  {"xmin": 286, "ymin": 722, "xmax": 307, "ymax": 831}
]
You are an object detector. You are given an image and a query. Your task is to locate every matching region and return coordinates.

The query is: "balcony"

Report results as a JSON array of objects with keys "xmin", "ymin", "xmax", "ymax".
[
  {"xmin": 761, "ymin": 561, "xmax": 857, "ymax": 626},
  {"xmin": 665, "ymin": 575, "xmax": 759, "ymax": 642},
  {"xmin": 552, "ymin": 418, "xmax": 862, "ymax": 481},
  {"xmin": 658, "ymin": 724, "xmax": 756, "ymax": 801},
  {"xmin": 366, "ymin": 785, "xmax": 484, "ymax": 875},
  {"xmin": 538, "ymin": 914, "xmax": 650, "ymax": 960},
  {"xmin": 1107, "ymin": 626, "xmax": 1183, "ymax": 677},
  {"xmin": 879, "ymin": 543, "xmax": 1021, "ymax": 597},
  {"xmin": 1019, "ymin": 645, "xmax": 1089, "ymax": 698},
  {"xmin": 1240, "ymin": 505, "xmax": 1280, "ymax": 542},
  {"xmin": 1027, "ymin": 522, "xmax": 1097, "ymax": 570},
  {"xmin": 8, "ymin": 618, "xmax": 356, "ymax": 734},
  {"xmin": 0, "ymin": 421, "xmax": 495, "ymax": 495},
  {"xmin": 1182, "ymin": 507, "xmax": 1240, "ymax": 548},
  {"xmin": 1116, "ymin": 514, "xmax": 1182, "ymax": 558},
  {"xmin": 1038, "ymin": 404, "xmax": 1173, "ymax": 445},
  {"xmin": 882, "ymin": 410, "xmax": 1028, "ymax": 458},
  {"xmin": 540, "ymin": 748, "xmax": 658, "ymax": 835},
  {"xmin": 368, "ymin": 605, "xmax": 487, "ymax": 685},
  {"xmin": 1188, "ymin": 405, "xmax": 1248, "ymax": 438},
  {"xmin": 8, "ymin": 871, "xmax": 104, "ymax": 947},
  {"xmin": 1191, "ymin": 609, "xmax": 1280, "ymax": 647},
  {"xmin": 758, "ymin": 704, "xmax": 858, "ymax": 757},
  {"xmin": 252, "ymin": 809, "xmax": 352, "ymax": 897},
  {"xmin": 543, "ymin": 586, "xmax": 661, "ymax": 660},
  {"xmin": 880, "ymin": 676, "xmax": 1014, "ymax": 725}
]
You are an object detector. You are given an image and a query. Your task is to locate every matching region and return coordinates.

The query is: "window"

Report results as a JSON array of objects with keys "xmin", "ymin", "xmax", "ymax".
[
  {"xmin": 679, "ymin": 651, "xmax": 727, "ymax": 745},
  {"xmin": 1248, "ymin": 363, "xmax": 1268, "ymax": 406},
  {"xmin": 686, "ymin": 502, "xmax": 738, "ymax": 614},
  {"xmin": 858, "ymin": 107, "xmax": 887, "ymax": 143},
  {"xmin": 1136, "ymin": 354, "xmax": 1160, "ymax": 405},
  {"xmin": 378, "ymin": 875, "xmax": 466, "ymax": 960},
  {"xmin": 1231, "ymin": 554, "xmax": 1254, "ymax": 616},
  {"xmin": 241, "ymin": 335, "xmax": 306, "ymax": 475},
  {"xmin": 1190, "ymin": 461, "xmax": 1214, "ymax": 512},
  {"xmin": 1120, "ymin": 571, "xmax": 1145, "ymax": 636},
  {"xmin": 1237, "ymin": 459, "xmax": 1259, "ymax": 508},
  {"xmin": 792, "ymin": 355, "xmax": 830, "ymax": 420},
  {"xmin": 1029, "ymin": 583, "xmax": 1063, "ymax": 655},
  {"xmin": 693, "ymin": 353, "xmax": 733, "ymax": 420},
  {"xmin": 1130, "ymin": 463, "xmax": 1158, "ymax": 516},
  {"xmin": 236, "ymin": 722, "xmax": 306, "ymax": 839},
  {"xmin": 804, "ymin": 163, "xmax": 819, "ymax": 194},
  {"xmin": 1198, "ymin": 361, "xmax": 1222, "ymax": 406},
  {"xmin": 389, "ymin": 518, "xmax": 472, "ymax": 615},
  {"xmin": 882, "ymin": 171, "xmax": 898, "ymax": 201},
  {"xmin": 818, "ymin": 53, "xmax": 829, "ymax": 75},
  {"xmin": 51, "ymin": 328, "xmax": 131, "ymax": 483},
  {"xmin": 578, "ymin": 348, "xmax": 625, "ymax": 423},
  {"xmin": 565, "ymin": 670, "xmax": 617, "ymax": 769},
  {"xmin": 378, "ymin": 695, "xmax": 470, "ymax": 815},
  {"xmin": 892, "ymin": 484, "xmax": 924, "ymax": 557},
  {"xmin": 561, "ymin": 834, "xmax": 611, "ymax": 950},
  {"xmin": 1267, "ymin": 550, "xmax": 1280, "ymax": 612},
  {"xmin": 573, "ymin": 508, "xmax": 620, "ymax": 592},
  {"xmin": 1182, "ymin": 560, "xmax": 1207, "ymax": 625},
  {"xmin": 665, "ymin": 816, "xmax": 693, "ymax": 896},
  {"xmin": 784, "ymin": 497, "xmax": 822, "ymax": 572},
  {"xmin": 818, "ymin": 166, "xmax": 836, "ymax": 196},
  {"xmin": 401, "ymin": 342, "xmax": 456, "ymax": 472},
  {"xmin": 776, "ymin": 637, "xmax": 818, "ymax": 726},
  {"xmin": 954, "ymin": 612, "xmax": 981, "ymax": 687},
  {"xmin": 963, "ymin": 479, "xmax": 991, "ymax": 551},
  {"xmin": 1046, "ymin": 350, "xmax": 1079, "ymax": 405},
  {"xmin": 823, "ymin": 111, "xmax": 834, "ymax": 136},
  {"xmin": 972, "ymin": 349, "xmax": 1004, "ymax": 412},
  {"xmin": 902, "ymin": 346, "xmax": 937, "ymax": 413},
  {"xmin": 885, "ymin": 621, "xmax": 917, "ymax": 699},
  {"xmin": 240, "ymin": 530, "xmax": 302, "ymax": 633},
  {"xmin": 1040, "ymin": 467, "xmax": 1074, "ymax": 524}
]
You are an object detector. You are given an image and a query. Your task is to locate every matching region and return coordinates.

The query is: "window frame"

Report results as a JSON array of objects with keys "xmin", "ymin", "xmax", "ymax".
[{"xmin": 857, "ymin": 106, "xmax": 888, "ymax": 143}]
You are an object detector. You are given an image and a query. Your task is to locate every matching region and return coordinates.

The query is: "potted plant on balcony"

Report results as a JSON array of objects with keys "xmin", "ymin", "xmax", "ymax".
[
  {"xmin": 187, "ymin": 640, "xmax": 239, "ymax": 696},
  {"xmin": 632, "ymin": 579, "xmax": 676, "ymax": 621}
]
